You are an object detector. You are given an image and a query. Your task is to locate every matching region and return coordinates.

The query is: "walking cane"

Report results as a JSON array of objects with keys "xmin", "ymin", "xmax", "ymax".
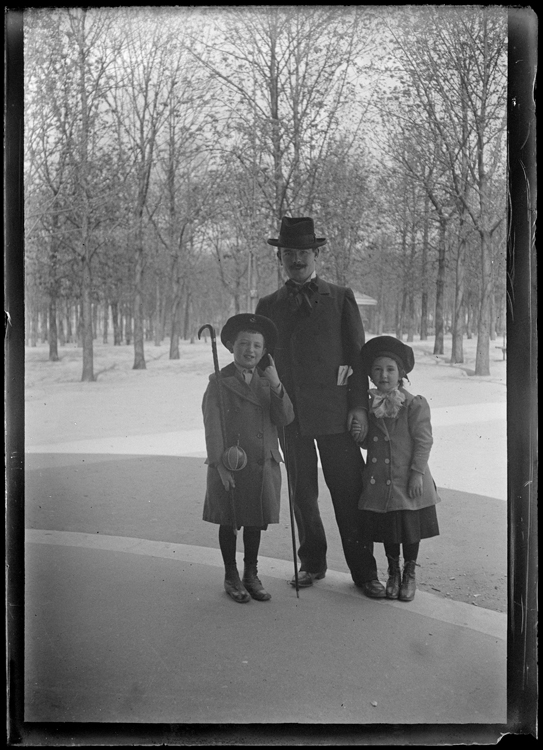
[
  {"xmin": 198, "ymin": 323, "xmax": 241, "ymax": 533},
  {"xmin": 282, "ymin": 425, "xmax": 300, "ymax": 597}
]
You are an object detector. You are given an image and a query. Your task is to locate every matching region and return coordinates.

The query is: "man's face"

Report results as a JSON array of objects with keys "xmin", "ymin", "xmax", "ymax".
[
  {"xmin": 279, "ymin": 247, "xmax": 319, "ymax": 284},
  {"xmin": 231, "ymin": 331, "xmax": 266, "ymax": 370}
]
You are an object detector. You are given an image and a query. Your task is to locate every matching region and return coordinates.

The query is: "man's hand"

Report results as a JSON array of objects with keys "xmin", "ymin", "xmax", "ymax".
[
  {"xmin": 408, "ymin": 470, "xmax": 423, "ymax": 498},
  {"xmin": 348, "ymin": 408, "xmax": 368, "ymax": 443},
  {"xmin": 217, "ymin": 463, "xmax": 235, "ymax": 491}
]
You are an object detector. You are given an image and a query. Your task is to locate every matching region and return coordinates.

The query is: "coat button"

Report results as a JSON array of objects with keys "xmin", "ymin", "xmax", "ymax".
[
  {"xmin": 384, "ymin": 437, "xmax": 389, "ymax": 442},
  {"xmin": 372, "ymin": 457, "xmax": 377, "ymax": 463},
  {"xmin": 256, "ymin": 432, "xmax": 263, "ymax": 439},
  {"xmin": 370, "ymin": 478, "xmax": 376, "ymax": 484},
  {"xmin": 386, "ymin": 480, "xmax": 391, "ymax": 485},
  {"xmin": 384, "ymin": 458, "xmax": 390, "ymax": 464},
  {"xmin": 373, "ymin": 436, "xmax": 378, "ymax": 442}
]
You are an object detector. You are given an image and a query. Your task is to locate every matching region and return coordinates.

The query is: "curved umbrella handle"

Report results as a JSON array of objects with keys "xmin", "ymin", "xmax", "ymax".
[{"xmin": 199, "ymin": 322, "xmax": 238, "ymax": 531}]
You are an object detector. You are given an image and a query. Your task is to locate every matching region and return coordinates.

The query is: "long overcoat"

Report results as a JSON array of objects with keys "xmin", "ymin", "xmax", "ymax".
[
  {"xmin": 202, "ymin": 362, "xmax": 294, "ymax": 527},
  {"xmin": 358, "ymin": 388, "xmax": 440, "ymax": 513},
  {"xmin": 256, "ymin": 277, "xmax": 368, "ymax": 436}
]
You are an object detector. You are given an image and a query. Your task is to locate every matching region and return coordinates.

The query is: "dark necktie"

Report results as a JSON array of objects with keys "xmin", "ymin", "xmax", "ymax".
[{"xmin": 285, "ymin": 278, "xmax": 318, "ymax": 315}]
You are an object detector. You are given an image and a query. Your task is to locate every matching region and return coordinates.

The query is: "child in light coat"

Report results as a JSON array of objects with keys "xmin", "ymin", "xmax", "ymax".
[
  {"xmin": 202, "ymin": 314, "xmax": 294, "ymax": 603},
  {"xmin": 355, "ymin": 336, "xmax": 440, "ymax": 602}
]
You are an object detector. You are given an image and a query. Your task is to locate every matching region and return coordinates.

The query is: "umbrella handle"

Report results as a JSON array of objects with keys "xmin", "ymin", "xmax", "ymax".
[{"xmin": 199, "ymin": 324, "xmax": 237, "ymax": 531}]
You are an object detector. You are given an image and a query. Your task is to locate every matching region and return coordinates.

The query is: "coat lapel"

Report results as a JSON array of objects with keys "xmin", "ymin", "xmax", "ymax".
[{"xmin": 220, "ymin": 363, "xmax": 265, "ymax": 407}]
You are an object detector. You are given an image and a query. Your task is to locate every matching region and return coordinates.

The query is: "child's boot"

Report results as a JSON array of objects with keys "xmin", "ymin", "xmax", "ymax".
[
  {"xmin": 224, "ymin": 564, "xmax": 251, "ymax": 603},
  {"xmin": 242, "ymin": 563, "xmax": 271, "ymax": 601},
  {"xmin": 399, "ymin": 560, "xmax": 417, "ymax": 601},
  {"xmin": 385, "ymin": 556, "xmax": 401, "ymax": 599}
]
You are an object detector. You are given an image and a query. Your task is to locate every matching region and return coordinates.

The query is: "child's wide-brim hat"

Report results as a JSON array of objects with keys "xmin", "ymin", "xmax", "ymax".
[
  {"xmin": 361, "ymin": 336, "xmax": 415, "ymax": 374},
  {"xmin": 267, "ymin": 216, "xmax": 327, "ymax": 249},
  {"xmin": 220, "ymin": 314, "xmax": 278, "ymax": 353}
]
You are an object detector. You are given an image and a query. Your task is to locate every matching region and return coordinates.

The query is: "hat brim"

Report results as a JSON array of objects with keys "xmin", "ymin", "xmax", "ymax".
[
  {"xmin": 267, "ymin": 237, "xmax": 327, "ymax": 249},
  {"xmin": 361, "ymin": 336, "xmax": 415, "ymax": 374},
  {"xmin": 220, "ymin": 314, "xmax": 278, "ymax": 353}
]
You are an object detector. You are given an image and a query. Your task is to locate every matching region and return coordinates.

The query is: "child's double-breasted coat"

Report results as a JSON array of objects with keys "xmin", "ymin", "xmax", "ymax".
[
  {"xmin": 202, "ymin": 362, "xmax": 294, "ymax": 527},
  {"xmin": 359, "ymin": 388, "xmax": 440, "ymax": 513}
]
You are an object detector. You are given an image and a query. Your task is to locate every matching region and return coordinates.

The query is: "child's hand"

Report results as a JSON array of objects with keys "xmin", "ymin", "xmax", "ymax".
[
  {"xmin": 217, "ymin": 463, "xmax": 235, "ymax": 491},
  {"xmin": 261, "ymin": 354, "xmax": 281, "ymax": 390},
  {"xmin": 348, "ymin": 409, "xmax": 368, "ymax": 444},
  {"xmin": 350, "ymin": 419, "xmax": 362, "ymax": 442},
  {"xmin": 408, "ymin": 470, "xmax": 423, "ymax": 498}
]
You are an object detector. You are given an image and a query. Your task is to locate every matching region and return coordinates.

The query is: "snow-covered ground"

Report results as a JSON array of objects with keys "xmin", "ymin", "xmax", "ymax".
[{"xmin": 24, "ymin": 334, "xmax": 507, "ymax": 502}]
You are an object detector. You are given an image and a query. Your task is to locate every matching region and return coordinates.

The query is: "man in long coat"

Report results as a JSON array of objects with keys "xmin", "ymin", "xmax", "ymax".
[{"xmin": 256, "ymin": 216, "xmax": 385, "ymax": 597}]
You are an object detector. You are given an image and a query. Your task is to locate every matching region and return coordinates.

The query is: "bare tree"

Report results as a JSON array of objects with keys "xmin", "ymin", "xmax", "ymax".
[
  {"xmin": 387, "ymin": 6, "xmax": 507, "ymax": 373},
  {"xmin": 107, "ymin": 9, "xmax": 173, "ymax": 369}
]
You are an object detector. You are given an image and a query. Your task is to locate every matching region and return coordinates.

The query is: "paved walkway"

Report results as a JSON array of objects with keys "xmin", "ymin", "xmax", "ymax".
[{"xmin": 25, "ymin": 528, "xmax": 506, "ymax": 725}]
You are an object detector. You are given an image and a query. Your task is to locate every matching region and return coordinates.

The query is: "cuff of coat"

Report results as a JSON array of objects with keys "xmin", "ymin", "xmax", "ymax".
[
  {"xmin": 271, "ymin": 383, "xmax": 284, "ymax": 397},
  {"xmin": 410, "ymin": 464, "xmax": 427, "ymax": 474}
]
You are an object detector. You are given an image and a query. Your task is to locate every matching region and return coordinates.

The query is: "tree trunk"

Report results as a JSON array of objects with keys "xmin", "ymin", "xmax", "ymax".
[
  {"xmin": 451, "ymin": 235, "xmax": 466, "ymax": 364},
  {"xmin": 169, "ymin": 298, "xmax": 181, "ymax": 359},
  {"xmin": 489, "ymin": 288, "xmax": 496, "ymax": 340},
  {"xmin": 48, "ymin": 297, "xmax": 60, "ymax": 361},
  {"xmin": 406, "ymin": 292, "xmax": 415, "ymax": 342},
  {"xmin": 420, "ymin": 197, "xmax": 430, "ymax": 340},
  {"xmin": 92, "ymin": 302, "xmax": 98, "ymax": 340},
  {"xmin": 433, "ymin": 220, "xmax": 446, "ymax": 355},
  {"xmin": 58, "ymin": 305, "xmax": 65, "ymax": 347},
  {"xmin": 474, "ymin": 229, "xmax": 492, "ymax": 376},
  {"xmin": 76, "ymin": 10, "xmax": 94, "ymax": 382},
  {"xmin": 182, "ymin": 289, "xmax": 191, "ymax": 341},
  {"xmin": 154, "ymin": 274, "xmax": 162, "ymax": 346},
  {"xmin": 111, "ymin": 301, "xmax": 121, "ymax": 345},
  {"xmin": 40, "ymin": 306, "xmax": 48, "ymax": 343},
  {"xmin": 125, "ymin": 307, "xmax": 132, "ymax": 346},
  {"xmin": 132, "ymin": 226, "xmax": 146, "ymax": 369},
  {"xmin": 102, "ymin": 299, "xmax": 109, "ymax": 344},
  {"xmin": 169, "ymin": 249, "xmax": 181, "ymax": 358},
  {"xmin": 81, "ymin": 253, "xmax": 95, "ymax": 381},
  {"xmin": 31, "ymin": 306, "xmax": 38, "ymax": 347},
  {"xmin": 65, "ymin": 304, "xmax": 72, "ymax": 344}
]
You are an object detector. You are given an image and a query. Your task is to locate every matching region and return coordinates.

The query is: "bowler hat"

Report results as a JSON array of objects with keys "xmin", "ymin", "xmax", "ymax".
[
  {"xmin": 361, "ymin": 336, "xmax": 415, "ymax": 374},
  {"xmin": 220, "ymin": 313, "xmax": 278, "ymax": 353},
  {"xmin": 267, "ymin": 216, "xmax": 327, "ymax": 250}
]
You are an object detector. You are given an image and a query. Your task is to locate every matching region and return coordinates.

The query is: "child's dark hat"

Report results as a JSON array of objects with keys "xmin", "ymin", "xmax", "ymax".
[
  {"xmin": 220, "ymin": 314, "xmax": 278, "ymax": 353},
  {"xmin": 361, "ymin": 336, "xmax": 415, "ymax": 374},
  {"xmin": 267, "ymin": 216, "xmax": 327, "ymax": 250}
]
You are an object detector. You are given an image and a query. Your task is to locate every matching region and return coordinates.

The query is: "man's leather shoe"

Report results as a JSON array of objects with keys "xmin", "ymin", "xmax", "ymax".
[
  {"xmin": 358, "ymin": 579, "xmax": 386, "ymax": 598},
  {"xmin": 289, "ymin": 570, "xmax": 326, "ymax": 588}
]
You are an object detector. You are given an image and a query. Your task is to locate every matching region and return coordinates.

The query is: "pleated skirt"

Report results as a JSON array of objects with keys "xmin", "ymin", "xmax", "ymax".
[{"xmin": 359, "ymin": 505, "xmax": 439, "ymax": 545}]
